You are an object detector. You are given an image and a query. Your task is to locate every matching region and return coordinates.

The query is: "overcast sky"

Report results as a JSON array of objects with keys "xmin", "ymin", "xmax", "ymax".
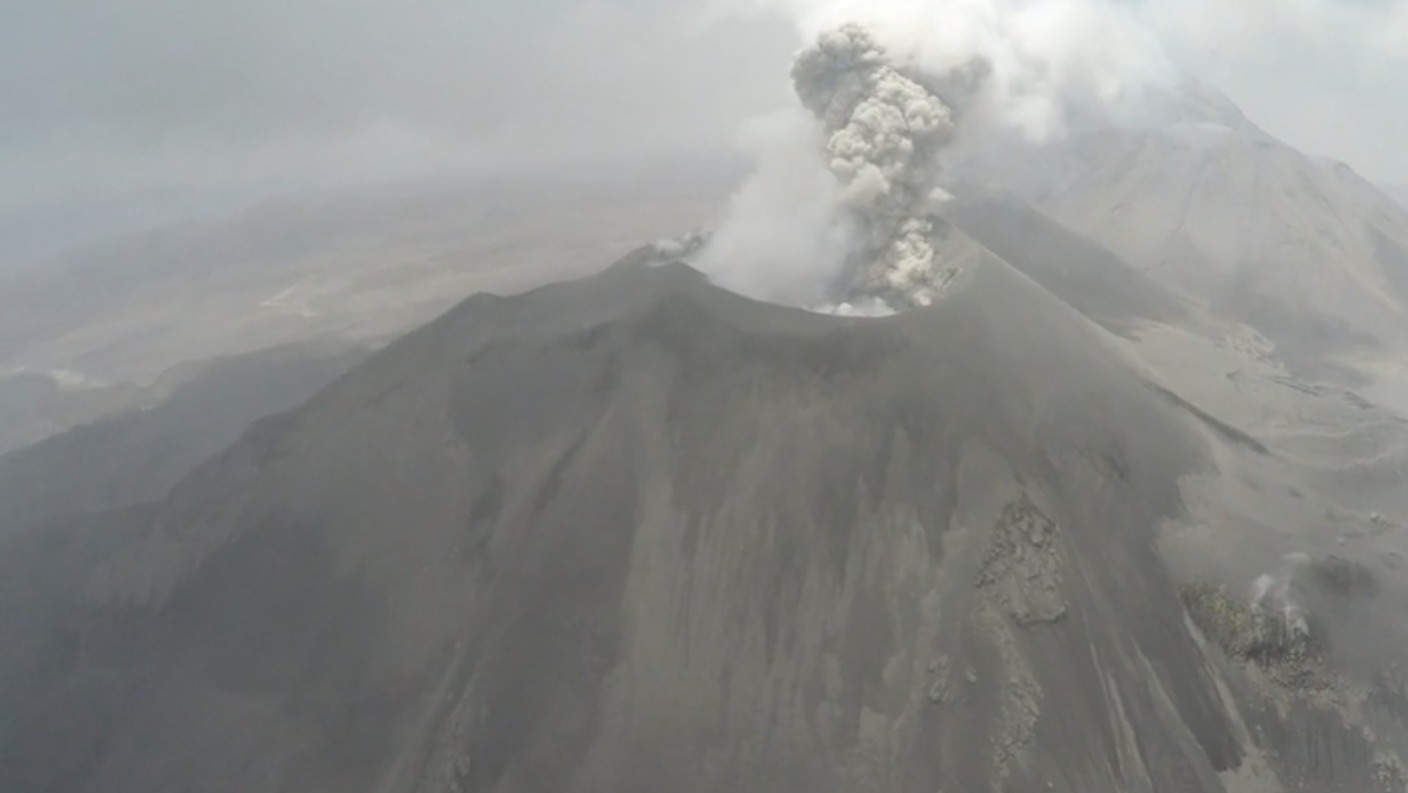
[{"xmin": 1, "ymin": 0, "xmax": 1406, "ymax": 257}]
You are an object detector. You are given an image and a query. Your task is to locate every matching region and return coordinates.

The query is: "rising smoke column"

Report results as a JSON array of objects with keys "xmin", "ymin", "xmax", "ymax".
[
  {"xmin": 1251, "ymin": 552, "xmax": 1312, "ymax": 638},
  {"xmin": 791, "ymin": 24, "xmax": 960, "ymax": 307},
  {"xmin": 696, "ymin": 0, "xmax": 1179, "ymax": 309}
]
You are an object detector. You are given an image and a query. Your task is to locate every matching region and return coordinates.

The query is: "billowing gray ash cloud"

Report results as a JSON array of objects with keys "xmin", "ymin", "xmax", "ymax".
[
  {"xmin": 695, "ymin": 0, "xmax": 1180, "ymax": 311},
  {"xmin": 789, "ymin": 23, "xmax": 959, "ymax": 307}
]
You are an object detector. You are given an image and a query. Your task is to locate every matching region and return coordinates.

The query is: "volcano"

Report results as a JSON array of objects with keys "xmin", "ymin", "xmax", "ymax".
[{"xmin": 3, "ymin": 244, "xmax": 1404, "ymax": 793}]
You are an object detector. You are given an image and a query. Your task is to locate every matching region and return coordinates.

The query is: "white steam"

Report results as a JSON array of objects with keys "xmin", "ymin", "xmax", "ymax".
[
  {"xmin": 695, "ymin": 110, "xmax": 858, "ymax": 305},
  {"xmin": 817, "ymin": 297, "xmax": 898, "ymax": 317},
  {"xmin": 695, "ymin": 0, "xmax": 1180, "ymax": 309},
  {"xmin": 726, "ymin": 0, "xmax": 1176, "ymax": 139},
  {"xmin": 1250, "ymin": 552, "xmax": 1311, "ymax": 638}
]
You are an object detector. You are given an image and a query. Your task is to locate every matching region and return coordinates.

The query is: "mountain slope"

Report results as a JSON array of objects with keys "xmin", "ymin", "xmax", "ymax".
[
  {"xmin": 962, "ymin": 86, "xmax": 1408, "ymax": 375},
  {"xmin": 2, "ymin": 255, "xmax": 1403, "ymax": 793},
  {"xmin": 943, "ymin": 188, "xmax": 1193, "ymax": 335},
  {"xmin": 0, "ymin": 342, "xmax": 368, "ymax": 533},
  {"xmin": 1385, "ymin": 184, "xmax": 1408, "ymax": 210},
  {"xmin": 0, "ymin": 371, "xmax": 145, "ymax": 456}
]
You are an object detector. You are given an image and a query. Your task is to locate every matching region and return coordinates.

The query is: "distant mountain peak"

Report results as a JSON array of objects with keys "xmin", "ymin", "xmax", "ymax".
[
  {"xmin": 1042, "ymin": 77, "xmax": 1261, "ymax": 142},
  {"xmin": 1150, "ymin": 78, "xmax": 1260, "ymax": 132},
  {"xmin": 952, "ymin": 74, "xmax": 1408, "ymax": 379}
]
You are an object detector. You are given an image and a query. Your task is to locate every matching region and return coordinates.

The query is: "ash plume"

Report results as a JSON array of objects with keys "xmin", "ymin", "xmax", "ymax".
[
  {"xmin": 790, "ymin": 24, "xmax": 959, "ymax": 307},
  {"xmin": 696, "ymin": 0, "xmax": 1180, "ymax": 310}
]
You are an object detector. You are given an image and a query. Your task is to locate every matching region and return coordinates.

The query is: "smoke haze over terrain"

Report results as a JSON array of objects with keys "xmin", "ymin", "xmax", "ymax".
[{"xmin": 2, "ymin": 0, "xmax": 1408, "ymax": 261}]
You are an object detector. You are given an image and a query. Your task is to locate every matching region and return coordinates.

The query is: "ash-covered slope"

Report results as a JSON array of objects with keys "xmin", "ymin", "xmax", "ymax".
[
  {"xmin": 2, "ymin": 254, "xmax": 1401, "ymax": 793},
  {"xmin": 0, "ymin": 342, "xmax": 368, "ymax": 534},
  {"xmin": 943, "ymin": 188, "xmax": 1193, "ymax": 336},
  {"xmin": 962, "ymin": 84, "xmax": 1408, "ymax": 371}
]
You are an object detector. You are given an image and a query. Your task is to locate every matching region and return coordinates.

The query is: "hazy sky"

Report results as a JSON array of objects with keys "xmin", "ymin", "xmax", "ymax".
[
  {"xmin": 0, "ymin": 2, "xmax": 792, "ymax": 213},
  {"xmin": 1145, "ymin": 0, "xmax": 1408, "ymax": 176},
  {"xmin": 1, "ymin": 0, "xmax": 1406, "ymax": 248}
]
